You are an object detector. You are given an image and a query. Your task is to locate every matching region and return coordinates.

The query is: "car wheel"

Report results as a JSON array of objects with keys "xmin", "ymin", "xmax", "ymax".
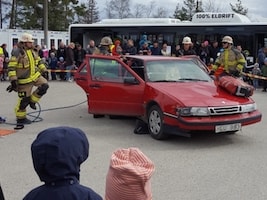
[{"xmin": 147, "ymin": 105, "xmax": 166, "ymax": 140}]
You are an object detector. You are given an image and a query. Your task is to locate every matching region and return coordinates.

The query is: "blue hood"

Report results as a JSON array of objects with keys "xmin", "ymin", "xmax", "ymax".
[{"xmin": 31, "ymin": 126, "xmax": 89, "ymax": 184}]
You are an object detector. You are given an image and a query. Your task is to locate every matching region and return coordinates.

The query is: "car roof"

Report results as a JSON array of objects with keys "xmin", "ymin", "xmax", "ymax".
[{"xmin": 125, "ymin": 55, "xmax": 197, "ymax": 61}]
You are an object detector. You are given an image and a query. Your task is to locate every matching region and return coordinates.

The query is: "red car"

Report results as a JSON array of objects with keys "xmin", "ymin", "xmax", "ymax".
[{"xmin": 75, "ymin": 55, "xmax": 262, "ymax": 140}]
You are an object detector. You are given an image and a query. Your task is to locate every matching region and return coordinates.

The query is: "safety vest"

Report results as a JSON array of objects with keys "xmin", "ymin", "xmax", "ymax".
[{"xmin": 8, "ymin": 49, "xmax": 47, "ymax": 84}]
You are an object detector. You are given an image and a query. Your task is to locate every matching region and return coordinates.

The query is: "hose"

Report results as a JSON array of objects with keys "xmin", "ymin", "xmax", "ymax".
[{"xmin": 2, "ymin": 100, "xmax": 87, "ymax": 130}]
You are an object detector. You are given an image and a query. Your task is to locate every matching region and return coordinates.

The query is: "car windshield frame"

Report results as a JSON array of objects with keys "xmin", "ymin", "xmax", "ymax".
[{"xmin": 145, "ymin": 59, "xmax": 212, "ymax": 82}]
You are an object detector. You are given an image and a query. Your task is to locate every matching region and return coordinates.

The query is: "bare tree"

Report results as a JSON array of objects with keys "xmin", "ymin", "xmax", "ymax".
[
  {"xmin": 104, "ymin": 0, "xmax": 115, "ymax": 18},
  {"xmin": 203, "ymin": 0, "xmax": 222, "ymax": 12},
  {"xmin": 144, "ymin": 0, "xmax": 155, "ymax": 18},
  {"xmin": 105, "ymin": 0, "xmax": 131, "ymax": 19},
  {"xmin": 132, "ymin": 3, "xmax": 146, "ymax": 18},
  {"xmin": 153, "ymin": 7, "xmax": 168, "ymax": 18}
]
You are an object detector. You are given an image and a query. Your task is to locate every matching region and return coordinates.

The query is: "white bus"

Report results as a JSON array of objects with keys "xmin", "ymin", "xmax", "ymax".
[
  {"xmin": 0, "ymin": 29, "xmax": 69, "ymax": 55},
  {"xmin": 69, "ymin": 12, "xmax": 267, "ymax": 62}
]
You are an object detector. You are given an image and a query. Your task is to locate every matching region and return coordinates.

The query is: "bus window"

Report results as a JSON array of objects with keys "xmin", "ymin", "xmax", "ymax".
[
  {"xmin": 58, "ymin": 39, "xmax": 62, "ymax": 47},
  {"xmin": 12, "ymin": 38, "xmax": 18, "ymax": 47},
  {"xmin": 50, "ymin": 39, "xmax": 55, "ymax": 48},
  {"xmin": 34, "ymin": 38, "xmax": 38, "ymax": 45}
]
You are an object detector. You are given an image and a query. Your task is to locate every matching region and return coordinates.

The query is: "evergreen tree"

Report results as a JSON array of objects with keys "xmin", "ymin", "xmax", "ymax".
[
  {"xmin": 7, "ymin": 0, "xmax": 79, "ymax": 31},
  {"xmin": 230, "ymin": 0, "xmax": 248, "ymax": 15},
  {"xmin": 82, "ymin": 0, "xmax": 100, "ymax": 24},
  {"xmin": 173, "ymin": 0, "xmax": 203, "ymax": 21}
]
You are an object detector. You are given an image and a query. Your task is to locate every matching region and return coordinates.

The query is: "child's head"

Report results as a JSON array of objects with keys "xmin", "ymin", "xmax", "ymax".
[
  {"xmin": 254, "ymin": 63, "xmax": 259, "ymax": 68},
  {"xmin": 31, "ymin": 126, "xmax": 89, "ymax": 184},
  {"xmin": 105, "ymin": 147, "xmax": 155, "ymax": 200},
  {"xmin": 59, "ymin": 57, "xmax": 64, "ymax": 62},
  {"xmin": 50, "ymin": 52, "xmax": 55, "ymax": 58}
]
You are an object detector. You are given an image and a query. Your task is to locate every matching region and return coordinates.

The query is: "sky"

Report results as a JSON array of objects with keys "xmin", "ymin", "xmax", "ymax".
[{"xmin": 93, "ymin": 0, "xmax": 267, "ymax": 20}]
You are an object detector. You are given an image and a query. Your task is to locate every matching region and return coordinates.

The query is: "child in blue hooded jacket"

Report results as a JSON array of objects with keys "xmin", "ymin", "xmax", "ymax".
[{"xmin": 23, "ymin": 126, "xmax": 102, "ymax": 200}]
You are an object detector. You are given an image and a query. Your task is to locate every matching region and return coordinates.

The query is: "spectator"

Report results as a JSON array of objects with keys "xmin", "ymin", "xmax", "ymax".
[
  {"xmin": 209, "ymin": 41, "xmax": 221, "ymax": 62},
  {"xmin": 0, "ymin": 50, "xmax": 4, "ymax": 81},
  {"xmin": 57, "ymin": 41, "xmax": 66, "ymax": 60},
  {"xmin": 48, "ymin": 52, "xmax": 58, "ymax": 80},
  {"xmin": 1, "ymin": 43, "xmax": 9, "ymax": 81},
  {"xmin": 251, "ymin": 63, "xmax": 261, "ymax": 89},
  {"xmin": 65, "ymin": 42, "xmax": 76, "ymax": 82},
  {"xmin": 42, "ymin": 45, "xmax": 49, "ymax": 60},
  {"xmin": 49, "ymin": 45, "xmax": 57, "ymax": 58},
  {"xmin": 160, "ymin": 43, "xmax": 171, "ymax": 56},
  {"xmin": 123, "ymin": 39, "xmax": 137, "ymax": 55},
  {"xmin": 111, "ymin": 39, "xmax": 123, "ymax": 56},
  {"xmin": 74, "ymin": 44, "xmax": 86, "ymax": 67},
  {"xmin": 150, "ymin": 41, "xmax": 161, "ymax": 55},
  {"xmin": 257, "ymin": 47, "xmax": 267, "ymax": 69},
  {"xmin": 172, "ymin": 44, "xmax": 182, "ymax": 57},
  {"xmin": 57, "ymin": 57, "xmax": 66, "ymax": 81},
  {"xmin": 86, "ymin": 40, "xmax": 98, "ymax": 55},
  {"xmin": 105, "ymin": 147, "xmax": 155, "ymax": 200},
  {"xmin": 23, "ymin": 126, "xmax": 102, "ymax": 200},
  {"xmin": 197, "ymin": 40, "xmax": 210, "ymax": 65},
  {"xmin": 261, "ymin": 58, "xmax": 267, "ymax": 92},
  {"xmin": 139, "ymin": 42, "xmax": 151, "ymax": 55},
  {"xmin": 35, "ymin": 45, "xmax": 43, "ymax": 58},
  {"xmin": 0, "ymin": 184, "xmax": 4, "ymax": 200}
]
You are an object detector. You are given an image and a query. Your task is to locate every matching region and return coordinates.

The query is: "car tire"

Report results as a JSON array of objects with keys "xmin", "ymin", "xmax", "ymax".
[{"xmin": 147, "ymin": 105, "xmax": 166, "ymax": 140}]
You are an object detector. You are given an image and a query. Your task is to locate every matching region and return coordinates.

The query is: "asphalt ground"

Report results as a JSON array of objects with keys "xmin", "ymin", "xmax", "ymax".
[{"xmin": 0, "ymin": 80, "xmax": 267, "ymax": 200}]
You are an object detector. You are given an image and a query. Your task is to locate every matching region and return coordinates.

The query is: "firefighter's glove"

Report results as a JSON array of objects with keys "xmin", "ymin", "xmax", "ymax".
[
  {"xmin": 6, "ymin": 80, "xmax": 18, "ymax": 93},
  {"xmin": 232, "ymin": 70, "xmax": 240, "ymax": 77},
  {"xmin": 42, "ymin": 71, "xmax": 49, "ymax": 80}
]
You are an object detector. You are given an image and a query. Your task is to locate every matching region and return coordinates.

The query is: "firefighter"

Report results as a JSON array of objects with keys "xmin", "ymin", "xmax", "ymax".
[
  {"xmin": 213, "ymin": 36, "xmax": 246, "ymax": 77},
  {"xmin": 7, "ymin": 33, "xmax": 49, "ymax": 125}
]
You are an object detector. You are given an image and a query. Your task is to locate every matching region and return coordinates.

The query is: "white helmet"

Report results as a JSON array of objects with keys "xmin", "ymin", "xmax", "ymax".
[
  {"xmin": 100, "ymin": 36, "xmax": 113, "ymax": 46},
  {"xmin": 19, "ymin": 33, "xmax": 34, "ymax": 43},
  {"xmin": 222, "ymin": 36, "xmax": 233, "ymax": 44},
  {"xmin": 182, "ymin": 36, "xmax": 192, "ymax": 44}
]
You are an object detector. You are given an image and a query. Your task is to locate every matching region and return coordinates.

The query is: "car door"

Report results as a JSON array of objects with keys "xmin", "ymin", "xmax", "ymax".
[
  {"xmin": 87, "ymin": 57, "xmax": 145, "ymax": 116},
  {"xmin": 75, "ymin": 61, "xmax": 89, "ymax": 92}
]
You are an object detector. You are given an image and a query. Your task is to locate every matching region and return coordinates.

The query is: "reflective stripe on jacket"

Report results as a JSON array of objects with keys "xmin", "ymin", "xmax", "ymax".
[
  {"xmin": 213, "ymin": 48, "xmax": 246, "ymax": 73},
  {"xmin": 8, "ymin": 49, "xmax": 47, "ymax": 84}
]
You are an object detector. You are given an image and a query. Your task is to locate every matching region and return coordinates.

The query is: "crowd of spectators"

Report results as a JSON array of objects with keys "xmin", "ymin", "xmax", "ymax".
[{"xmin": 2, "ymin": 34, "xmax": 267, "ymax": 86}]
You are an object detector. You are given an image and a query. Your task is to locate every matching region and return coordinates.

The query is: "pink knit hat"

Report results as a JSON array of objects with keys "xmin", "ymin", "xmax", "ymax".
[{"xmin": 105, "ymin": 147, "xmax": 155, "ymax": 200}]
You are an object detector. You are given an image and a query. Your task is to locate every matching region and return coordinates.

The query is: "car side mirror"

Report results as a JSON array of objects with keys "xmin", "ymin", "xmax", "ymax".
[{"xmin": 124, "ymin": 77, "xmax": 139, "ymax": 85}]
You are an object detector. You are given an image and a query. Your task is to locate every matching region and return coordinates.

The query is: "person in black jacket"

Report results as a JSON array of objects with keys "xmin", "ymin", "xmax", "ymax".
[
  {"xmin": 23, "ymin": 126, "xmax": 102, "ymax": 200},
  {"xmin": 0, "ymin": 184, "xmax": 4, "ymax": 200},
  {"xmin": 65, "ymin": 42, "xmax": 75, "ymax": 82}
]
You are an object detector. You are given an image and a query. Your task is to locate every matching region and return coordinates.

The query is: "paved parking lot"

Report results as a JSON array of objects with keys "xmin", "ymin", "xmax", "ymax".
[{"xmin": 0, "ymin": 81, "xmax": 267, "ymax": 200}]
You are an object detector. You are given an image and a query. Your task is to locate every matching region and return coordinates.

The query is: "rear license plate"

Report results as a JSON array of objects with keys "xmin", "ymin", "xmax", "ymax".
[{"xmin": 215, "ymin": 123, "xmax": 241, "ymax": 133}]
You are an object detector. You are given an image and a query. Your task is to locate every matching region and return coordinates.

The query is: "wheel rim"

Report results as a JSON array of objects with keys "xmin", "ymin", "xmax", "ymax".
[{"xmin": 149, "ymin": 110, "xmax": 161, "ymax": 135}]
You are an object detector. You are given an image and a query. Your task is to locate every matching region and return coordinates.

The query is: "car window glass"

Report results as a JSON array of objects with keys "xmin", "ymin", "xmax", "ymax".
[
  {"xmin": 79, "ymin": 64, "xmax": 87, "ymax": 73},
  {"xmin": 90, "ymin": 58, "xmax": 135, "ymax": 83},
  {"xmin": 145, "ymin": 60, "xmax": 211, "ymax": 82},
  {"xmin": 125, "ymin": 58, "xmax": 145, "ymax": 80}
]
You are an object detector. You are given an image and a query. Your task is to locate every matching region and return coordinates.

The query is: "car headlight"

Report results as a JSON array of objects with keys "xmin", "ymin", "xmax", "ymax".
[
  {"xmin": 241, "ymin": 103, "xmax": 257, "ymax": 113},
  {"xmin": 177, "ymin": 107, "xmax": 209, "ymax": 116}
]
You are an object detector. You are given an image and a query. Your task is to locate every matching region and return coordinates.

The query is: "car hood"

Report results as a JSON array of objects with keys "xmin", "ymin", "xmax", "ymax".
[{"xmin": 148, "ymin": 81, "xmax": 252, "ymax": 107}]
